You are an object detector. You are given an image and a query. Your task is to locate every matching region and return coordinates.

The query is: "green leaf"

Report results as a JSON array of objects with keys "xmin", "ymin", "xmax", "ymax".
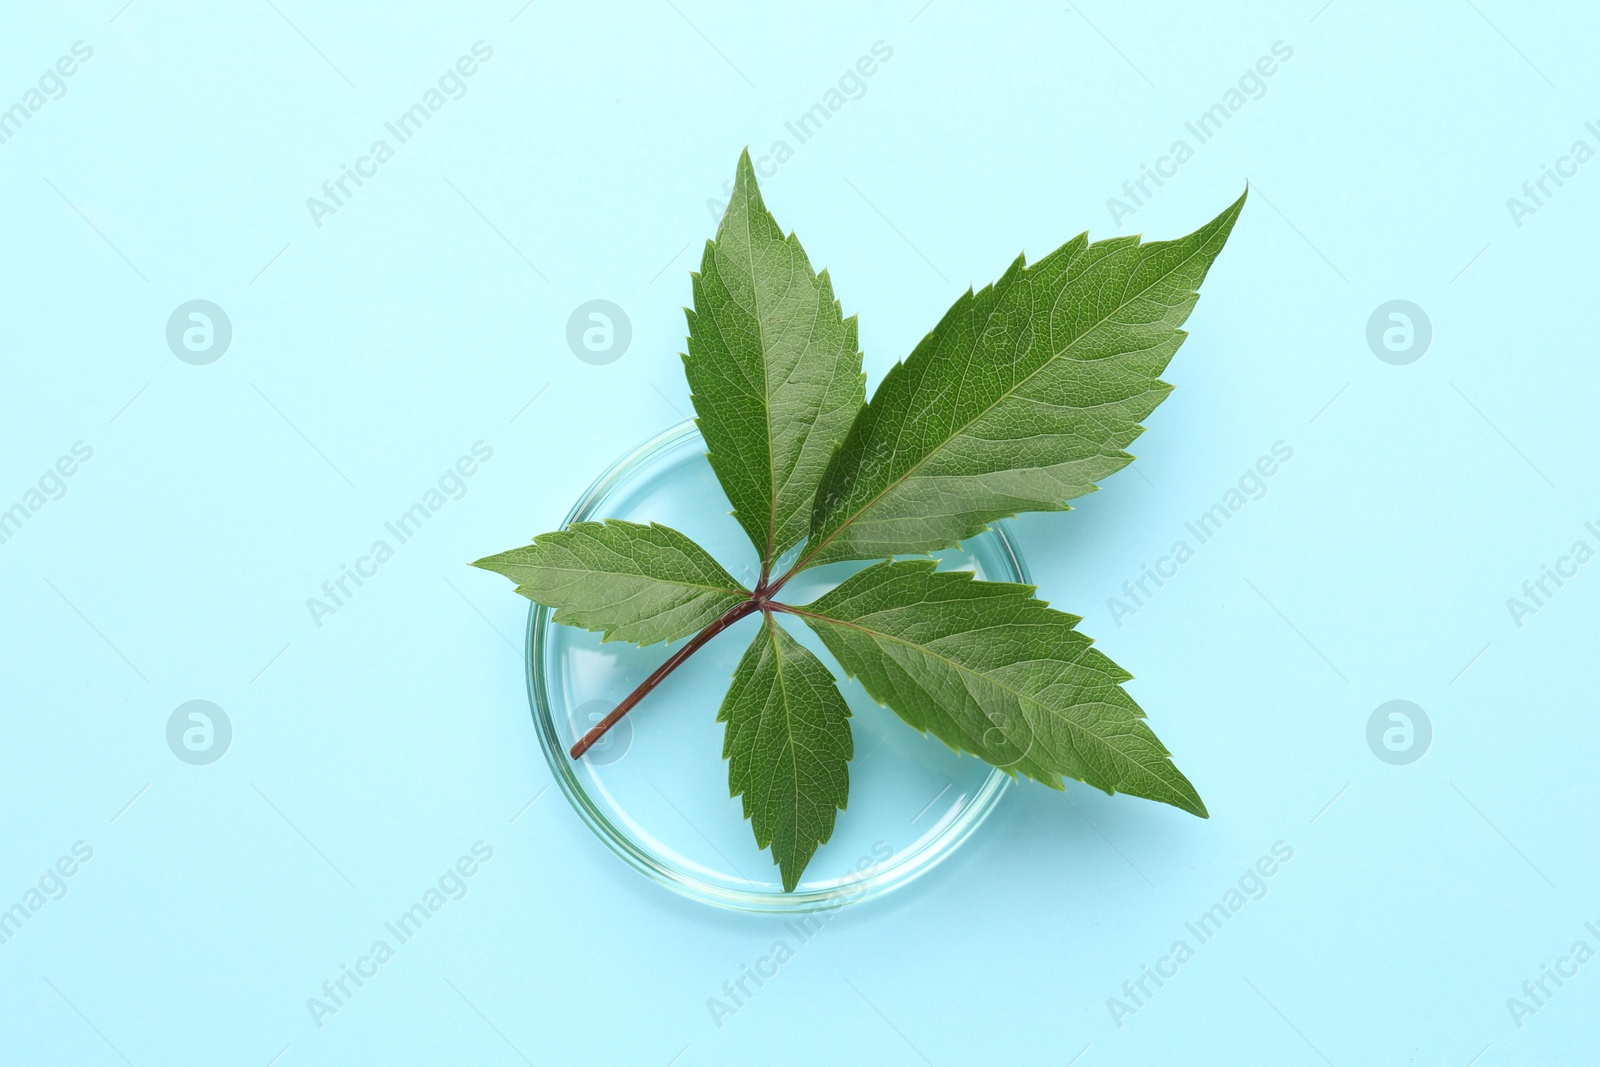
[
  {"xmin": 718, "ymin": 613, "xmax": 853, "ymax": 891},
  {"xmin": 790, "ymin": 560, "xmax": 1205, "ymax": 816},
  {"xmin": 473, "ymin": 177, "xmax": 1242, "ymax": 892},
  {"xmin": 803, "ymin": 192, "xmax": 1245, "ymax": 569},
  {"xmin": 684, "ymin": 149, "xmax": 866, "ymax": 571},
  {"xmin": 471, "ymin": 520, "xmax": 748, "ymax": 646}
]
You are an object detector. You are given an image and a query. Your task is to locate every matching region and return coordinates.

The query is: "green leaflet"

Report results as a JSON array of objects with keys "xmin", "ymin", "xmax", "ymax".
[
  {"xmin": 802, "ymin": 192, "xmax": 1246, "ymax": 569},
  {"xmin": 718, "ymin": 614, "xmax": 853, "ymax": 892},
  {"xmin": 471, "ymin": 520, "xmax": 747, "ymax": 646},
  {"xmin": 684, "ymin": 149, "xmax": 866, "ymax": 572},
  {"xmin": 790, "ymin": 561, "xmax": 1205, "ymax": 816}
]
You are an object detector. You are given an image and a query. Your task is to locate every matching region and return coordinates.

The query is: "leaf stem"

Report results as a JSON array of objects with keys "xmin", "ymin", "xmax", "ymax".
[
  {"xmin": 762, "ymin": 556, "xmax": 805, "ymax": 599},
  {"xmin": 569, "ymin": 597, "xmax": 762, "ymax": 760}
]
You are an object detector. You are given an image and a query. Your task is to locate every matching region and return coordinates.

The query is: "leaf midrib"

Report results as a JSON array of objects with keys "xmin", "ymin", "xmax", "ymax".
[
  {"xmin": 732, "ymin": 202, "xmax": 783, "ymax": 571},
  {"xmin": 763, "ymin": 616, "xmax": 805, "ymax": 853}
]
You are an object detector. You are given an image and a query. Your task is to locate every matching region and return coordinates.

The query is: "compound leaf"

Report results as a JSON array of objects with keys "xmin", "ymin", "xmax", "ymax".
[{"xmin": 474, "ymin": 174, "xmax": 1244, "ymax": 891}]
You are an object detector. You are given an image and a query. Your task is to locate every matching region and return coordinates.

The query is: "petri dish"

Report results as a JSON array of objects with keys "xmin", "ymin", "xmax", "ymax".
[{"xmin": 527, "ymin": 421, "xmax": 1023, "ymax": 913}]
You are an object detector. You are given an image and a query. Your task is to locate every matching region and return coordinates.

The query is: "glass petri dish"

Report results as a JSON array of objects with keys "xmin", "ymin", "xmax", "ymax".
[{"xmin": 527, "ymin": 421, "xmax": 1023, "ymax": 913}]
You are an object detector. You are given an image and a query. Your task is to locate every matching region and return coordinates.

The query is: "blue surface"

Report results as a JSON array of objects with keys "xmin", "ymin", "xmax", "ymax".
[{"xmin": 2, "ymin": 1, "xmax": 1596, "ymax": 1063}]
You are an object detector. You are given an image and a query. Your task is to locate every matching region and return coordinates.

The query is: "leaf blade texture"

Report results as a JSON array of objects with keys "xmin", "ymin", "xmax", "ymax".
[
  {"xmin": 471, "ymin": 520, "xmax": 747, "ymax": 646},
  {"xmin": 719, "ymin": 613, "xmax": 853, "ymax": 891},
  {"xmin": 684, "ymin": 149, "xmax": 866, "ymax": 571},
  {"xmin": 792, "ymin": 561, "xmax": 1205, "ymax": 816},
  {"xmin": 805, "ymin": 192, "xmax": 1246, "ymax": 568}
]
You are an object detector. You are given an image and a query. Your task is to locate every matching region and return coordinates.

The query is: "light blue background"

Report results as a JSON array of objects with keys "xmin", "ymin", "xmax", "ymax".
[{"xmin": 2, "ymin": 1, "xmax": 1596, "ymax": 1063}]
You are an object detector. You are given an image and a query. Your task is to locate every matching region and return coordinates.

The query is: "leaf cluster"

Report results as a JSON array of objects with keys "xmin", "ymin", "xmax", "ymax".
[{"xmin": 476, "ymin": 152, "xmax": 1243, "ymax": 890}]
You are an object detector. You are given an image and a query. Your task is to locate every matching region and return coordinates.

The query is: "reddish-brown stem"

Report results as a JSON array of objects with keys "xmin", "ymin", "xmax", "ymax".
[
  {"xmin": 569, "ymin": 596, "xmax": 763, "ymax": 760},
  {"xmin": 763, "ymin": 552, "xmax": 812, "ymax": 600}
]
